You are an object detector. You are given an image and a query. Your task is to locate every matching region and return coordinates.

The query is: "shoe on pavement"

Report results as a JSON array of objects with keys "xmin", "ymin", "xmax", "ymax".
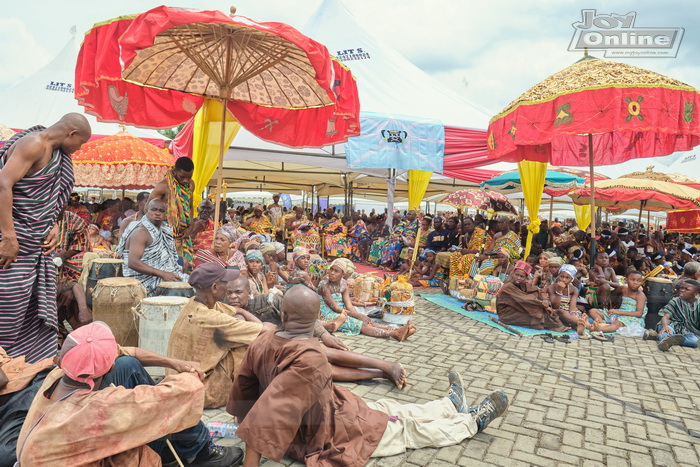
[
  {"xmin": 642, "ymin": 330, "xmax": 658, "ymax": 341},
  {"xmin": 658, "ymin": 334, "xmax": 684, "ymax": 352},
  {"xmin": 190, "ymin": 443, "xmax": 244, "ymax": 467},
  {"xmin": 447, "ymin": 371, "xmax": 467, "ymax": 414},
  {"xmin": 470, "ymin": 390, "xmax": 509, "ymax": 432}
]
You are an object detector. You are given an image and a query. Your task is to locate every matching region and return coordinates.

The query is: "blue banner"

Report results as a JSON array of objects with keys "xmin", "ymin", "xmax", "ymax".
[
  {"xmin": 345, "ymin": 112, "xmax": 444, "ymax": 172},
  {"xmin": 279, "ymin": 193, "xmax": 292, "ymax": 210}
]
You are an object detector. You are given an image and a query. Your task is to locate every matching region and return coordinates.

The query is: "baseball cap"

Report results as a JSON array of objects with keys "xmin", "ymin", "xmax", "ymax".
[
  {"xmin": 60, "ymin": 322, "xmax": 118, "ymax": 392},
  {"xmin": 189, "ymin": 262, "xmax": 240, "ymax": 289}
]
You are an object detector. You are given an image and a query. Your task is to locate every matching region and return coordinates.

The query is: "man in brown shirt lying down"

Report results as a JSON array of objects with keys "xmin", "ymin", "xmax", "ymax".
[{"xmin": 227, "ymin": 286, "xmax": 510, "ymax": 466}]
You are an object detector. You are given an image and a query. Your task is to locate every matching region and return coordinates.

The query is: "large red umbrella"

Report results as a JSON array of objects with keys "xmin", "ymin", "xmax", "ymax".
[
  {"xmin": 487, "ymin": 55, "xmax": 700, "ymax": 251},
  {"xmin": 76, "ymin": 7, "xmax": 360, "ymax": 223},
  {"xmin": 441, "ymin": 189, "xmax": 518, "ymax": 216}
]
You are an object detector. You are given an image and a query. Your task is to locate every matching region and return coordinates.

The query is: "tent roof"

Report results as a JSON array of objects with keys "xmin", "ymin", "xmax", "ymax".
[
  {"xmin": 302, "ymin": 0, "xmax": 492, "ymax": 128},
  {"xmin": 0, "ymin": 31, "xmax": 163, "ymax": 141}
]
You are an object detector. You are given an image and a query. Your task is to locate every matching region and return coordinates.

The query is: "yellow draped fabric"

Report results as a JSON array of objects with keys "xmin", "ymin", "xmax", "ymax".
[
  {"xmin": 573, "ymin": 204, "xmax": 596, "ymax": 231},
  {"xmin": 191, "ymin": 100, "xmax": 241, "ymax": 210},
  {"xmin": 408, "ymin": 170, "xmax": 432, "ymax": 210},
  {"xmin": 518, "ymin": 160, "xmax": 548, "ymax": 258}
]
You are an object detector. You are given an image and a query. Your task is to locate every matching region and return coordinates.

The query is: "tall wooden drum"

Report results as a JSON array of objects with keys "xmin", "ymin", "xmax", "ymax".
[
  {"xmin": 86, "ymin": 258, "xmax": 124, "ymax": 307},
  {"xmin": 135, "ymin": 296, "xmax": 190, "ymax": 377},
  {"xmin": 91, "ymin": 277, "xmax": 146, "ymax": 347},
  {"xmin": 644, "ymin": 276, "xmax": 673, "ymax": 329},
  {"xmin": 154, "ymin": 281, "xmax": 195, "ymax": 298}
]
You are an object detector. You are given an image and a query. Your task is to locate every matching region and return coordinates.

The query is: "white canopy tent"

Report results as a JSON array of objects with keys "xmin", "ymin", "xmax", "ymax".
[{"xmin": 0, "ymin": 28, "xmax": 162, "ymax": 141}]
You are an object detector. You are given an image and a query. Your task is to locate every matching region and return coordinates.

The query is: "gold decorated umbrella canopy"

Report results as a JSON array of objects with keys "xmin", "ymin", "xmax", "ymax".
[{"xmin": 72, "ymin": 131, "xmax": 175, "ymax": 189}]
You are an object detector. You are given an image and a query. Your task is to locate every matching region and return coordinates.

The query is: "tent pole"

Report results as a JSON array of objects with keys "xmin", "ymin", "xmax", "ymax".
[
  {"xmin": 213, "ymin": 99, "xmax": 228, "ymax": 229},
  {"xmin": 386, "ymin": 169, "xmax": 396, "ymax": 230},
  {"xmin": 548, "ymin": 195, "xmax": 554, "ymax": 224},
  {"xmin": 588, "ymin": 133, "xmax": 597, "ymax": 258}
]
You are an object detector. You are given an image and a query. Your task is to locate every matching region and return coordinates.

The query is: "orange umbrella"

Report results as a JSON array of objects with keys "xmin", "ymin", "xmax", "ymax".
[{"xmin": 72, "ymin": 131, "xmax": 175, "ymax": 189}]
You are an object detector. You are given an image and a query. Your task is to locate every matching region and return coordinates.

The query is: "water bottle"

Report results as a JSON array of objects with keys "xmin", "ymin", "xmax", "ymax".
[{"xmin": 205, "ymin": 421, "xmax": 239, "ymax": 439}]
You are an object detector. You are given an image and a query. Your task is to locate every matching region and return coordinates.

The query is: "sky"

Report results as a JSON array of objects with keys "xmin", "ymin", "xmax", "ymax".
[{"xmin": 1, "ymin": 0, "xmax": 699, "ymax": 180}]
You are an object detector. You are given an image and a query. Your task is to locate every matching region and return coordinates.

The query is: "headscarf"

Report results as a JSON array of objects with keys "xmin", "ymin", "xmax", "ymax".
[
  {"xmin": 334, "ymin": 258, "xmax": 356, "ymax": 274},
  {"xmin": 273, "ymin": 242, "xmax": 286, "ymax": 254},
  {"xmin": 331, "ymin": 258, "xmax": 355, "ymax": 275},
  {"xmin": 216, "ymin": 225, "xmax": 239, "ymax": 244},
  {"xmin": 548, "ymin": 256, "xmax": 565, "ymax": 267},
  {"xmin": 559, "ymin": 264, "xmax": 578, "ymax": 280},
  {"xmin": 245, "ymin": 249, "xmax": 264, "ymax": 264},
  {"xmin": 260, "ymin": 242, "xmax": 277, "ymax": 255},
  {"xmin": 293, "ymin": 246, "xmax": 310, "ymax": 262}
]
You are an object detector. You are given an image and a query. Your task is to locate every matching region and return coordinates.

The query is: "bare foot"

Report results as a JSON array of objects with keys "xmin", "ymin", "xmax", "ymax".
[
  {"xmin": 592, "ymin": 319, "xmax": 602, "ymax": 332},
  {"xmin": 406, "ymin": 325, "xmax": 417, "ymax": 338},
  {"xmin": 576, "ymin": 314, "xmax": 589, "ymax": 336},
  {"xmin": 322, "ymin": 312, "xmax": 347, "ymax": 333},
  {"xmin": 390, "ymin": 320, "xmax": 413, "ymax": 342},
  {"xmin": 384, "ymin": 363, "xmax": 407, "ymax": 389}
]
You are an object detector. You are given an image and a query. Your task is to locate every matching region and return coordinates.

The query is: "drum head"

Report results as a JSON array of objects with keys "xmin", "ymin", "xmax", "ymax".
[
  {"xmin": 93, "ymin": 258, "xmax": 124, "ymax": 264},
  {"xmin": 96, "ymin": 277, "xmax": 142, "ymax": 287},
  {"xmin": 142, "ymin": 296, "xmax": 190, "ymax": 305},
  {"xmin": 158, "ymin": 281, "xmax": 192, "ymax": 289},
  {"xmin": 646, "ymin": 277, "xmax": 673, "ymax": 283}
]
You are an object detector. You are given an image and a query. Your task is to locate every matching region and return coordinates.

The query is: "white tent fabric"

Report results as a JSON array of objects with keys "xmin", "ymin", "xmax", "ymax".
[
  {"xmin": 302, "ymin": 0, "xmax": 493, "ymax": 128},
  {"xmin": 0, "ymin": 30, "xmax": 162, "ymax": 140}
]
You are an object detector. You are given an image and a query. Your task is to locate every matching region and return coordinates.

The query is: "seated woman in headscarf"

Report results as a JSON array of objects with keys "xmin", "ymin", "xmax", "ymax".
[
  {"xmin": 260, "ymin": 243, "xmax": 283, "ymax": 295},
  {"xmin": 533, "ymin": 255, "xmax": 563, "ymax": 289},
  {"xmin": 318, "ymin": 259, "xmax": 415, "ymax": 340},
  {"xmin": 193, "ymin": 226, "xmax": 246, "ymax": 272},
  {"xmin": 477, "ymin": 248, "xmax": 513, "ymax": 281},
  {"xmin": 409, "ymin": 250, "xmax": 444, "ymax": 287},
  {"xmin": 496, "ymin": 261, "xmax": 570, "ymax": 331},
  {"xmin": 245, "ymin": 250, "xmax": 269, "ymax": 297}
]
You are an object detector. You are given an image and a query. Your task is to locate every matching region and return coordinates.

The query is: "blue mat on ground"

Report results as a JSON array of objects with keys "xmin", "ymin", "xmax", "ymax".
[{"xmin": 419, "ymin": 293, "xmax": 569, "ymax": 337}]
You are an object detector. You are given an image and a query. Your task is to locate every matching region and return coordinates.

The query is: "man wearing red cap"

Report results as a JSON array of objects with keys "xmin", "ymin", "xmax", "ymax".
[
  {"xmin": 16, "ymin": 322, "xmax": 243, "ymax": 466},
  {"xmin": 168, "ymin": 263, "xmax": 275, "ymax": 408}
]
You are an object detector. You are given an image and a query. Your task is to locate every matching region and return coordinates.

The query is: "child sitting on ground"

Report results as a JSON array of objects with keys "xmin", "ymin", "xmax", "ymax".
[
  {"xmin": 409, "ymin": 250, "xmax": 444, "ymax": 287},
  {"xmin": 547, "ymin": 265, "xmax": 581, "ymax": 327},
  {"xmin": 581, "ymin": 270, "xmax": 647, "ymax": 334},
  {"xmin": 588, "ymin": 252, "xmax": 619, "ymax": 309}
]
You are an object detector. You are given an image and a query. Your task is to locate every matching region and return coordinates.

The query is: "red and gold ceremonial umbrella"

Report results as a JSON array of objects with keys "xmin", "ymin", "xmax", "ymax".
[
  {"xmin": 77, "ymin": 6, "xmax": 360, "ymax": 225},
  {"xmin": 667, "ymin": 209, "xmax": 700, "ymax": 233},
  {"xmin": 486, "ymin": 54, "xmax": 700, "ymax": 254},
  {"xmin": 71, "ymin": 131, "xmax": 175, "ymax": 189},
  {"xmin": 441, "ymin": 189, "xmax": 518, "ymax": 216}
]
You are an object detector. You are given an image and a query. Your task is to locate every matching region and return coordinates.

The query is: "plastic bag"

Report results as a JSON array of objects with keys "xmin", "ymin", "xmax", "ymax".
[{"xmin": 616, "ymin": 322, "xmax": 645, "ymax": 338}]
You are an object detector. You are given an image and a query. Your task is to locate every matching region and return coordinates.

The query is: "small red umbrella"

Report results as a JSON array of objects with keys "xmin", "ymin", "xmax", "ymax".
[
  {"xmin": 71, "ymin": 131, "xmax": 175, "ymax": 189},
  {"xmin": 441, "ymin": 189, "xmax": 518, "ymax": 216}
]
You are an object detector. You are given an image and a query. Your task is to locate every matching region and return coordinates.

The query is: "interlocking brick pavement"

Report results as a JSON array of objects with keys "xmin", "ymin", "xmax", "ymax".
[{"xmin": 202, "ymin": 289, "xmax": 700, "ymax": 466}]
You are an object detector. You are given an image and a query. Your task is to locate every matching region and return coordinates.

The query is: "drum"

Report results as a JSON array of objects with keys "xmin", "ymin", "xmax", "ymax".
[
  {"xmin": 154, "ymin": 281, "xmax": 195, "ymax": 298},
  {"xmin": 135, "ymin": 296, "xmax": 190, "ymax": 378},
  {"xmin": 91, "ymin": 277, "xmax": 145, "ymax": 347},
  {"xmin": 644, "ymin": 276, "xmax": 673, "ymax": 329},
  {"xmin": 86, "ymin": 258, "xmax": 124, "ymax": 307}
]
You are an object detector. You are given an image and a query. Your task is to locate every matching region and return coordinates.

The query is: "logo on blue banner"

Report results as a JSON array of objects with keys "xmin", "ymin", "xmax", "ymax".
[{"xmin": 345, "ymin": 112, "xmax": 444, "ymax": 172}]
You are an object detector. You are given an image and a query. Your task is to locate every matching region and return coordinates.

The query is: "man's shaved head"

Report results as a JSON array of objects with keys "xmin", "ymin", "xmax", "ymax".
[
  {"xmin": 281, "ymin": 286, "xmax": 320, "ymax": 328},
  {"xmin": 59, "ymin": 113, "xmax": 91, "ymax": 134},
  {"xmin": 54, "ymin": 113, "xmax": 92, "ymax": 154}
]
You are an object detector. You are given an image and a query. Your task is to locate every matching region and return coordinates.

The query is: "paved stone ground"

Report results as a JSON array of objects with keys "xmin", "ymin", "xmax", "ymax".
[{"xmin": 202, "ymin": 289, "xmax": 700, "ymax": 466}]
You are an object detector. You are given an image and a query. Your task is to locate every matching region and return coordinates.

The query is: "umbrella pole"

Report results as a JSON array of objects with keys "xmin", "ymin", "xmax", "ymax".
[
  {"xmin": 549, "ymin": 196, "xmax": 554, "ymax": 224},
  {"xmin": 213, "ymin": 99, "xmax": 229, "ymax": 229},
  {"xmin": 647, "ymin": 210, "xmax": 651, "ymax": 231},
  {"xmin": 588, "ymin": 133, "xmax": 597, "ymax": 259},
  {"xmin": 636, "ymin": 201, "xmax": 645, "ymax": 242}
]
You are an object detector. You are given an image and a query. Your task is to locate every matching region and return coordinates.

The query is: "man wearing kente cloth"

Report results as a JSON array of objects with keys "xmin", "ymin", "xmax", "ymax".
[
  {"xmin": 0, "ymin": 114, "xmax": 91, "ymax": 363},
  {"xmin": 243, "ymin": 205, "xmax": 274, "ymax": 235},
  {"xmin": 228, "ymin": 286, "xmax": 509, "ymax": 466},
  {"xmin": 149, "ymin": 156, "xmax": 196, "ymax": 272}
]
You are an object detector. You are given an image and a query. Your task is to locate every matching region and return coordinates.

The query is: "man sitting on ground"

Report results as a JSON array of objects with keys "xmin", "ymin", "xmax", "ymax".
[
  {"xmin": 16, "ymin": 322, "xmax": 242, "ymax": 466},
  {"xmin": 226, "ymin": 274, "xmax": 407, "ymax": 389},
  {"xmin": 227, "ymin": 286, "xmax": 508, "ymax": 466},
  {"xmin": 168, "ymin": 263, "xmax": 275, "ymax": 409},
  {"xmin": 117, "ymin": 198, "xmax": 184, "ymax": 295},
  {"xmin": 646, "ymin": 279, "xmax": 700, "ymax": 351},
  {"xmin": 496, "ymin": 261, "xmax": 570, "ymax": 331},
  {"xmin": 0, "ymin": 347, "xmax": 54, "ymax": 467}
]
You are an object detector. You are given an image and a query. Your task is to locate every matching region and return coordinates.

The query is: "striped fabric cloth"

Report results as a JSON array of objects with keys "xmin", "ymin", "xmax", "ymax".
[
  {"xmin": 0, "ymin": 126, "xmax": 74, "ymax": 363},
  {"xmin": 117, "ymin": 217, "xmax": 182, "ymax": 295}
]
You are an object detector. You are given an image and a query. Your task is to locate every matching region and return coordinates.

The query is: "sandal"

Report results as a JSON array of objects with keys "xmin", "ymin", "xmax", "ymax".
[
  {"xmin": 590, "ymin": 331, "xmax": 614, "ymax": 343},
  {"xmin": 552, "ymin": 334, "xmax": 571, "ymax": 344},
  {"xmin": 540, "ymin": 334, "xmax": 555, "ymax": 344}
]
